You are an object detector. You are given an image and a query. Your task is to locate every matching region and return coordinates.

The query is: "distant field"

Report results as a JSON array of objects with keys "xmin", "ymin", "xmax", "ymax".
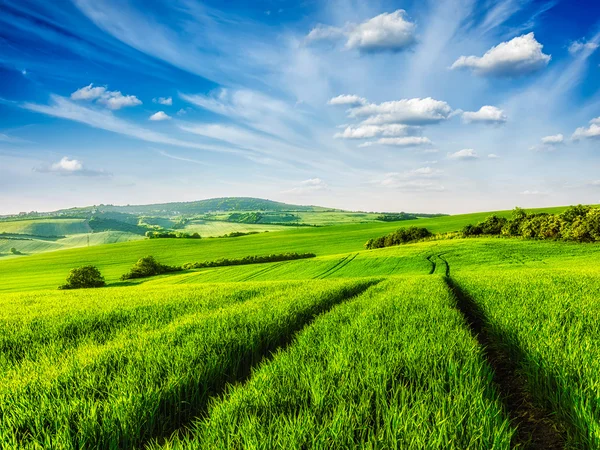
[
  {"xmin": 0, "ymin": 204, "xmax": 584, "ymax": 292},
  {"xmin": 183, "ymin": 220, "xmax": 296, "ymax": 236},
  {"xmin": 0, "ymin": 218, "xmax": 90, "ymax": 235},
  {"xmin": 0, "ymin": 231, "xmax": 144, "ymax": 259}
]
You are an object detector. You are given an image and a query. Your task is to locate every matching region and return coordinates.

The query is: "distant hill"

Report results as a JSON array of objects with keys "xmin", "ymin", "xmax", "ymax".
[{"xmin": 50, "ymin": 197, "xmax": 328, "ymax": 217}]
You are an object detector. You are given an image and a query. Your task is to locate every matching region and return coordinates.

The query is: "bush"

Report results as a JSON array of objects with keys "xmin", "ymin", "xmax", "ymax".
[
  {"xmin": 182, "ymin": 252, "xmax": 316, "ymax": 270},
  {"xmin": 365, "ymin": 227, "xmax": 432, "ymax": 249},
  {"xmin": 120, "ymin": 256, "xmax": 182, "ymax": 280},
  {"xmin": 60, "ymin": 266, "xmax": 105, "ymax": 289},
  {"xmin": 462, "ymin": 205, "xmax": 600, "ymax": 243}
]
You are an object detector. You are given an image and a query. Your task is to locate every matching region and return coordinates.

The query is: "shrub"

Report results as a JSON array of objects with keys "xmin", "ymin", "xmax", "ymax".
[
  {"xmin": 365, "ymin": 227, "xmax": 432, "ymax": 249},
  {"xmin": 120, "ymin": 256, "xmax": 182, "ymax": 280},
  {"xmin": 60, "ymin": 266, "xmax": 106, "ymax": 290},
  {"xmin": 9, "ymin": 247, "xmax": 20, "ymax": 255}
]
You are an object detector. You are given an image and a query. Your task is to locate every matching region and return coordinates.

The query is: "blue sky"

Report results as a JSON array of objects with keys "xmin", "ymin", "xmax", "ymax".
[{"xmin": 1, "ymin": 0, "xmax": 599, "ymax": 214}]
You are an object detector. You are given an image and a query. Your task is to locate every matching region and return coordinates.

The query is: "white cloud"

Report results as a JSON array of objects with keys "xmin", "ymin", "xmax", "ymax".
[
  {"xmin": 360, "ymin": 137, "xmax": 433, "ymax": 148},
  {"xmin": 346, "ymin": 10, "xmax": 416, "ymax": 53},
  {"xmin": 451, "ymin": 33, "xmax": 551, "ymax": 77},
  {"xmin": 448, "ymin": 149, "xmax": 479, "ymax": 160},
  {"xmin": 70, "ymin": 84, "xmax": 142, "ymax": 110},
  {"xmin": 591, "ymin": 180, "xmax": 600, "ymax": 187},
  {"xmin": 488, "ymin": 153, "xmax": 500, "ymax": 159},
  {"xmin": 71, "ymin": 84, "xmax": 106, "ymax": 101},
  {"xmin": 327, "ymin": 94, "xmax": 367, "ymax": 107},
  {"xmin": 568, "ymin": 40, "xmax": 599, "ymax": 55},
  {"xmin": 153, "ymin": 96, "xmax": 173, "ymax": 105},
  {"xmin": 462, "ymin": 105, "xmax": 507, "ymax": 124},
  {"xmin": 149, "ymin": 111, "xmax": 171, "ymax": 121},
  {"xmin": 306, "ymin": 24, "xmax": 347, "ymax": 43},
  {"xmin": 282, "ymin": 178, "xmax": 328, "ymax": 194},
  {"xmin": 305, "ymin": 10, "xmax": 416, "ymax": 53},
  {"xmin": 349, "ymin": 97, "xmax": 453, "ymax": 125},
  {"xmin": 35, "ymin": 156, "xmax": 109, "ymax": 176},
  {"xmin": 541, "ymin": 134, "xmax": 564, "ymax": 144},
  {"xmin": 334, "ymin": 124, "xmax": 411, "ymax": 139},
  {"xmin": 572, "ymin": 117, "xmax": 600, "ymax": 140},
  {"xmin": 52, "ymin": 156, "xmax": 82, "ymax": 172}
]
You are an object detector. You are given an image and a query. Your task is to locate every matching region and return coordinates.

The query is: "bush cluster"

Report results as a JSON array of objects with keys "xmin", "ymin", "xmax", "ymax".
[
  {"xmin": 365, "ymin": 227, "xmax": 433, "ymax": 250},
  {"xmin": 182, "ymin": 252, "xmax": 316, "ymax": 270},
  {"xmin": 60, "ymin": 266, "xmax": 106, "ymax": 289},
  {"xmin": 376, "ymin": 213, "xmax": 418, "ymax": 222},
  {"xmin": 462, "ymin": 205, "xmax": 600, "ymax": 242},
  {"xmin": 120, "ymin": 256, "xmax": 182, "ymax": 280},
  {"xmin": 145, "ymin": 231, "xmax": 201, "ymax": 239}
]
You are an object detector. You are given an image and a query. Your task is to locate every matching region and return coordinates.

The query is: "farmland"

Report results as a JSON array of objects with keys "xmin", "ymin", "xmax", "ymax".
[{"xmin": 1, "ymin": 202, "xmax": 599, "ymax": 448}]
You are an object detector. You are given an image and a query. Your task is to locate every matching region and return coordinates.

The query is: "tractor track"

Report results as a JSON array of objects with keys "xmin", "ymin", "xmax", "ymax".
[{"xmin": 441, "ymin": 257, "xmax": 565, "ymax": 450}]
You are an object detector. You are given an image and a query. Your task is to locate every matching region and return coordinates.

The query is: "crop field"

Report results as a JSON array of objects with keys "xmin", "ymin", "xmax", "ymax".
[
  {"xmin": 182, "ymin": 220, "xmax": 295, "ymax": 236},
  {"xmin": 1, "ymin": 204, "xmax": 600, "ymax": 448},
  {"xmin": 0, "ymin": 218, "xmax": 91, "ymax": 236}
]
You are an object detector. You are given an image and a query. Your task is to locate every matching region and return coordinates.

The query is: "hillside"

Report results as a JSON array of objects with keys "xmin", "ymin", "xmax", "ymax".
[{"xmin": 51, "ymin": 197, "xmax": 326, "ymax": 216}]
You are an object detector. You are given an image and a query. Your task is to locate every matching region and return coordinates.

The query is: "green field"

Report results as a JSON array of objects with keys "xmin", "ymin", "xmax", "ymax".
[{"xmin": 1, "ymin": 203, "xmax": 599, "ymax": 448}]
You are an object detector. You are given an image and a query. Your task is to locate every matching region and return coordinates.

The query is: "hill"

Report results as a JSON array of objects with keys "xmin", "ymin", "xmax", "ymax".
[{"xmin": 47, "ymin": 197, "xmax": 326, "ymax": 217}]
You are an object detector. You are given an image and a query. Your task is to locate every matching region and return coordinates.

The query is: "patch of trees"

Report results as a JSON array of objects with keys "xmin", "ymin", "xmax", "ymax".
[
  {"xmin": 365, "ymin": 227, "xmax": 433, "ymax": 249},
  {"xmin": 376, "ymin": 213, "xmax": 419, "ymax": 222},
  {"xmin": 219, "ymin": 231, "xmax": 261, "ymax": 238},
  {"xmin": 145, "ymin": 231, "xmax": 201, "ymax": 239},
  {"xmin": 183, "ymin": 252, "xmax": 316, "ymax": 269},
  {"xmin": 120, "ymin": 256, "xmax": 182, "ymax": 280},
  {"xmin": 462, "ymin": 205, "xmax": 600, "ymax": 242},
  {"xmin": 59, "ymin": 266, "xmax": 106, "ymax": 289},
  {"xmin": 9, "ymin": 247, "xmax": 22, "ymax": 255}
]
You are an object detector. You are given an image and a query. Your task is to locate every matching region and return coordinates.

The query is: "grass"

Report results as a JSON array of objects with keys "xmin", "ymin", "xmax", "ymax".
[
  {"xmin": 452, "ymin": 269, "xmax": 600, "ymax": 448},
  {"xmin": 0, "ymin": 278, "xmax": 374, "ymax": 449},
  {"xmin": 155, "ymin": 277, "xmax": 515, "ymax": 449},
  {"xmin": 0, "ymin": 205, "xmax": 581, "ymax": 292},
  {"xmin": 2, "ymin": 203, "xmax": 600, "ymax": 447},
  {"xmin": 0, "ymin": 218, "xmax": 90, "ymax": 236},
  {"xmin": 183, "ymin": 220, "xmax": 297, "ymax": 236}
]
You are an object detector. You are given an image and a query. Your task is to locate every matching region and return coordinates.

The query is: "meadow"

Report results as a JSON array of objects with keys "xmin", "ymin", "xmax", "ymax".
[{"xmin": 1, "ymin": 203, "xmax": 599, "ymax": 448}]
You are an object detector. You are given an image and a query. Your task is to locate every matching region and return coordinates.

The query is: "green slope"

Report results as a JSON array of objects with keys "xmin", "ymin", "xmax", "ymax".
[{"xmin": 0, "ymin": 204, "xmax": 587, "ymax": 292}]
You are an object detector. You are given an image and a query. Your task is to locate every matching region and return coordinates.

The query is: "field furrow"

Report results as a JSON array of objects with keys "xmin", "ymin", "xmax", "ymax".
[
  {"xmin": 153, "ymin": 276, "xmax": 516, "ymax": 450},
  {"xmin": 0, "ymin": 279, "xmax": 376, "ymax": 449}
]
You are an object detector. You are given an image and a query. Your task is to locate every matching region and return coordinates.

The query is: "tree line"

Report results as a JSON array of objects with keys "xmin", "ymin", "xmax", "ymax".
[{"xmin": 462, "ymin": 205, "xmax": 600, "ymax": 242}]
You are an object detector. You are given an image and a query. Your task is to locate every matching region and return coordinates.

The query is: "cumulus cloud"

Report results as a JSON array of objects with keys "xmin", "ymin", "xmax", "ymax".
[
  {"xmin": 306, "ymin": 10, "xmax": 416, "ymax": 53},
  {"xmin": 488, "ymin": 153, "xmax": 500, "ymax": 159},
  {"xmin": 451, "ymin": 33, "xmax": 551, "ymax": 77},
  {"xmin": 359, "ymin": 137, "xmax": 433, "ymax": 148},
  {"xmin": 334, "ymin": 124, "xmax": 411, "ymax": 139},
  {"xmin": 153, "ymin": 96, "xmax": 173, "ymax": 105},
  {"xmin": 568, "ymin": 40, "xmax": 599, "ymax": 55},
  {"xmin": 328, "ymin": 94, "xmax": 368, "ymax": 107},
  {"xmin": 462, "ymin": 106, "xmax": 507, "ymax": 124},
  {"xmin": 35, "ymin": 156, "xmax": 109, "ymax": 176},
  {"xmin": 149, "ymin": 111, "xmax": 171, "ymax": 121},
  {"xmin": 70, "ymin": 84, "xmax": 142, "ymax": 110},
  {"xmin": 572, "ymin": 117, "xmax": 600, "ymax": 140},
  {"xmin": 541, "ymin": 134, "xmax": 564, "ymax": 144},
  {"xmin": 448, "ymin": 149, "xmax": 479, "ymax": 160},
  {"xmin": 282, "ymin": 178, "xmax": 329, "ymax": 194},
  {"xmin": 345, "ymin": 10, "xmax": 416, "ymax": 53},
  {"xmin": 349, "ymin": 97, "xmax": 453, "ymax": 125}
]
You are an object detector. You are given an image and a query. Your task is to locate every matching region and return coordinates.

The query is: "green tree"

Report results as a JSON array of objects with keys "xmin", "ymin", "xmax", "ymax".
[{"xmin": 60, "ymin": 266, "xmax": 105, "ymax": 289}]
